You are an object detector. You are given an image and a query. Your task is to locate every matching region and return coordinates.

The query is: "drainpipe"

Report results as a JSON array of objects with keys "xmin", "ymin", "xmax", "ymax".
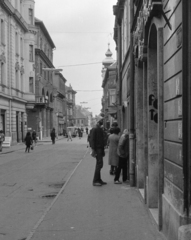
[
  {"xmin": 117, "ymin": 19, "xmax": 122, "ymax": 128},
  {"xmin": 182, "ymin": 0, "xmax": 190, "ymax": 216},
  {"xmin": 129, "ymin": 0, "xmax": 135, "ymax": 187},
  {"xmin": 8, "ymin": 16, "xmax": 12, "ymax": 136}
]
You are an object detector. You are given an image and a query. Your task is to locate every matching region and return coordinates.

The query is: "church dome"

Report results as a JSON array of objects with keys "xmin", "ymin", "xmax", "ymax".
[{"xmin": 102, "ymin": 44, "xmax": 114, "ymax": 68}]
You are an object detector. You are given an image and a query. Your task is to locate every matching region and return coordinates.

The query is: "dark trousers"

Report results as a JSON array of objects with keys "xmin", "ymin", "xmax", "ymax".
[
  {"xmin": 93, "ymin": 148, "xmax": 103, "ymax": 183},
  {"xmin": 114, "ymin": 156, "xmax": 128, "ymax": 182}
]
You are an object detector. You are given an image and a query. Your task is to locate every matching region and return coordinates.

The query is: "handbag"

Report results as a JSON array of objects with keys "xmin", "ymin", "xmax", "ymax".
[{"xmin": 31, "ymin": 145, "xmax": 34, "ymax": 150}]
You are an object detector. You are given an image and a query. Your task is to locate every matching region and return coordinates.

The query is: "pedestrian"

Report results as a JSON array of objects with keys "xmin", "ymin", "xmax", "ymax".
[
  {"xmin": 108, "ymin": 127, "xmax": 120, "ymax": 175},
  {"xmin": 63, "ymin": 129, "xmax": 66, "ymax": 137},
  {"xmin": 81, "ymin": 127, "xmax": 84, "ymax": 137},
  {"xmin": 114, "ymin": 129, "xmax": 129, "ymax": 184},
  {"xmin": 32, "ymin": 130, "xmax": 37, "ymax": 146},
  {"xmin": 91, "ymin": 119, "xmax": 107, "ymax": 186},
  {"xmin": 78, "ymin": 128, "xmax": 81, "ymax": 139},
  {"xmin": 86, "ymin": 127, "xmax": 88, "ymax": 135},
  {"xmin": 87, "ymin": 128, "xmax": 92, "ymax": 148},
  {"xmin": 24, "ymin": 132, "xmax": 33, "ymax": 153},
  {"xmin": 67, "ymin": 129, "xmax": 72, "ymax": 141},
  {"xmin": 0, "ymin": 130, "xmax": 5, "ymax": 152},
  {"xmin": 50, "ymin": 128, "xmax": 56, "ymax": 144}
]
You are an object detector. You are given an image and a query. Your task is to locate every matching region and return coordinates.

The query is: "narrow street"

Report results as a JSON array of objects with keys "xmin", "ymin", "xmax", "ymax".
[{"xmin": 0, "ymin": 137, "xmax": 87, "ymax": 240}]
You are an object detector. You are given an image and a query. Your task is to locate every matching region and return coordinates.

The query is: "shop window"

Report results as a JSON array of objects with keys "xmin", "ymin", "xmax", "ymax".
[{"xmin": 0, "ymin": 113, "xmax": 5, "ymax": 132}]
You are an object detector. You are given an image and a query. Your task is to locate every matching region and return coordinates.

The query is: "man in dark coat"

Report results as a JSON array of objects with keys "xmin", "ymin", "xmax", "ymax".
[
  {"xmin": 91, "ymin": 119, "xmax": 107, "ymax": 186},
  {"xmin": 50, "ymin": 128, "xmax": 56, "ymax": 144}
]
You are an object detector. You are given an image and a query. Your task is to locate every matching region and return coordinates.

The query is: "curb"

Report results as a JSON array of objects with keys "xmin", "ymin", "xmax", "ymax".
[{"xmin": 0, "ymin": 137, "xmax": 64, "ymax": 155}]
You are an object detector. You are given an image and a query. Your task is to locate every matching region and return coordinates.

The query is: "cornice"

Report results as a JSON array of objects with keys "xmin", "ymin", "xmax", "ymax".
[
  {"xmin": 35, "ymin": 49, "xmax": 54, "ymax": 68},
  {"xmin": 0, "ymin": 0, "xmax": 28, "ymax": 32}
]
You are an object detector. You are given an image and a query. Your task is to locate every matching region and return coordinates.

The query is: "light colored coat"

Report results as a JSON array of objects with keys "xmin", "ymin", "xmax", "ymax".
[{"xmin": 108, "ymin": 133, "xmax": 120, "ymax": 166}]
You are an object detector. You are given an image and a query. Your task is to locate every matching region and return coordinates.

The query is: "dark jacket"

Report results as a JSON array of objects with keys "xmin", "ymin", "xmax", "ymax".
[
  {"xmin": 50, "ymin": 130, "xmax": 56, "ymax": 139},
  {"xmin": 32, "ymin": 131, "xmax": 36, "ymax": 140},
  {"xmin": 25, "ymin": 135, "xmax": 33, "ymax": 146},
  {"xmin": 91, "ymin": 125, "xmax": 105, "ymax": 150},
  {"xmin": 117, "ymin": 134, "xmax": 129, "ymax": 158}
]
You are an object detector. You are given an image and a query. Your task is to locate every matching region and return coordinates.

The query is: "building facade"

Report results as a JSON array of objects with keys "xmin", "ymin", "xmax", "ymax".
[
  {"xmin": 65, "ymin": 84, "xmax": 76, "ymax": 127},
  {"xmin": 27, "ymin": 17, "xmax": 56, "ymax": 139},
  {"xmin": 0, "ymin": 0, "xmax": 36, "ymax": 144},
  {"xmin": 102, "ymin": 61, "xmax": 117, "ymax": 129},
  {"xmin": 52, "ymin": 72, "xmax": 66, "ymax": 135},
  {"xmin": 113, "ymin": 0, "xmax": 191, "ymax": 240}
]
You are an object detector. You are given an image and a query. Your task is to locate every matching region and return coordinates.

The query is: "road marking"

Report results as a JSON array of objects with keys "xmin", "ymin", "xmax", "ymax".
[{"xmin": 25, "ymin": 149, "xmax": 88, "ymax": 240}]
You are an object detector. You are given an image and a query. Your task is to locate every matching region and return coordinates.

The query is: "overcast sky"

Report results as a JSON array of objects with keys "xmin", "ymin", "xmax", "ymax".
[{"xmin": 35, "ymin": 0, "xmax": 117, "ymax": 116}]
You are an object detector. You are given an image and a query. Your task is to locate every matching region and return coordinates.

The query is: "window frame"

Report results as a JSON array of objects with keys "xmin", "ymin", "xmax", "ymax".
[
  {"xmin": 29, "ymin": 77, "xmax": 34, "ymax": 93},
  {"xmin": 29, "ymin": 45, "xmax": 33, "ymax": 62},
  {"xmin": 28, "ymin": 8, "xmax": 33, "ymax": 25}
]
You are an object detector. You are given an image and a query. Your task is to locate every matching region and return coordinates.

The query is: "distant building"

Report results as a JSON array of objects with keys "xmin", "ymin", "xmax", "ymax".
[
  {"xmin": 73, "ymin": 105, "xmax": 90, "ymax": 127},
  {"xmin": 52, "ymin": 72, "xmax": 67, "ymax": 135},
  {"xmin": 101, "ymin": 45, "xmax": 116, "ymax": 129},
  {"xmin": 65, "ymin": 84, "xmax": 76, "ymax": 126}
]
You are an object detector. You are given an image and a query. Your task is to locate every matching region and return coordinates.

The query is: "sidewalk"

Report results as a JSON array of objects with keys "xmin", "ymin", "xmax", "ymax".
[
  {"xmin": 0, "ymin": 136, "xmax": 64, "ymax": 155},
  {"xmin": 26, "ymin": 149, "xmax": 166, "ymax": 240}
]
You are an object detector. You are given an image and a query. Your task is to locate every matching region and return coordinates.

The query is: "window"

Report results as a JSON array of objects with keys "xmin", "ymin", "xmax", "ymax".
[
  {"xmin": 40, "ymin": 38, "xmax": 42, "ymax": 49},
  {"xmin": 20, "ymin": 0, "xmax": 22, "ymax": 14},
  {"xmin": 1, "ymin": 62, "xmax": 4, "ymax": 84},
  {"xmin": 29, "ymin": 45, "xmax": 33, "ymax": 61},
  {"xmin": 15, "ymin": 69, "xmax": 19, "ymax": 90},
  {"xmin": 15, "ymin": 32, "xmax": 19, "ymax": 55},
  {"xmin": 1, "ymin": 19, "xmax": 5, "ymax": 45},
  {"xmin": 44, "ymin": 44, "xmax": 47, "ymax": 54},
  {"xmin": 40, "ymin": 62, "xmax": 42, "ymax": 75},
  {"xmin": 21, "ymin": 72, "xmax": 23, "ymax": 92},
  {"xmin": 109, "ymin": 89, "xmax": 116, "ymax": 106},
  {"xmin": 20, "ymin": 37, "xmax": 23, "ymax": 57},
  {"xmin": 15, "ymin": 0, "xmax": 18, "ymax": 10},
  {"xmin": 29, "ymin": 8, "xmax": 33, "ymax": 25},
  {"xmin": 29, "ymin": 77, "xmax": 34, "ymax": 93}
]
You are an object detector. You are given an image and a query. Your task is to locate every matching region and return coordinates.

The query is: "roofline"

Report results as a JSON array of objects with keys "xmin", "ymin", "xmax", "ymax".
[{"xmin": 35, "ymin": 18, "xmax": 56, "ymax": 48}]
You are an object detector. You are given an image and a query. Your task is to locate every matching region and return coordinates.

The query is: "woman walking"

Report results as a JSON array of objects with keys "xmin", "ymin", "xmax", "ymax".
[
  {"xmin": 50, "ymin": 128, "xmax": 56, "ymax": 144},
  {"xmin": 108, "ymin": 127, "xmax": 120, "ymax": 175},
  {"xmin": 24, "ymin": 132, "xmax": 33, "ymax": 153}
]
